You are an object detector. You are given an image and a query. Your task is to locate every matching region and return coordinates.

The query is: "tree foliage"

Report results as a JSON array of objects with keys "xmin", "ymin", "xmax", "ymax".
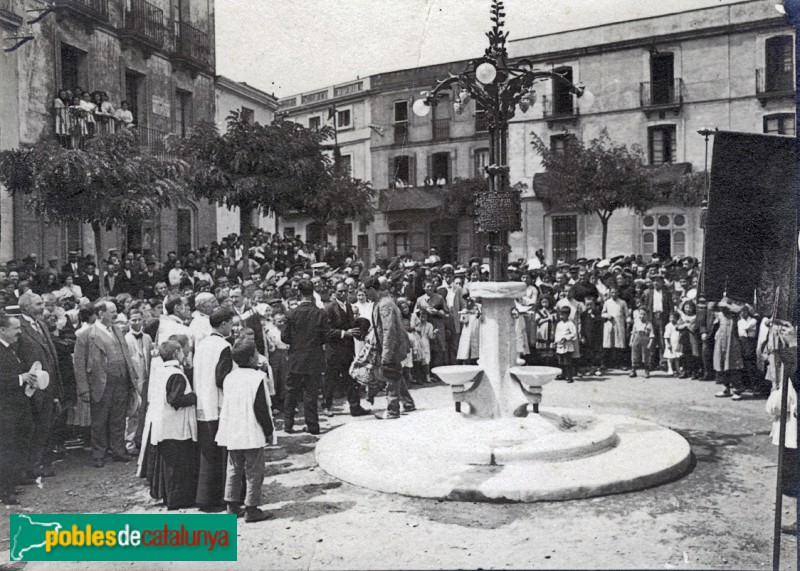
[
  {"xmin": 0, "ymin": 130, "xmax": 189, "ymax": 294},
  {"xmin": 303, "ymin": 168, "xmax": 375, "ymax": 232},
  {"xmin": 531, "ymin": 129, "xmax": 656, "ymax": 257}
]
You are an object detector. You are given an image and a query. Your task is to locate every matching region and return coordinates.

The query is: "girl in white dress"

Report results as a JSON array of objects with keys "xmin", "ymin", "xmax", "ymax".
[{"xmin": 662, "ymin": 311, "xmax": 682, "ymax": 375}]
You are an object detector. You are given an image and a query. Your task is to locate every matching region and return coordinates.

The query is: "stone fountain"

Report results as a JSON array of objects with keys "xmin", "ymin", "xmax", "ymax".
[{"xmin": 315, "ymin": 282, "xmax": 692, "ymax": 501}]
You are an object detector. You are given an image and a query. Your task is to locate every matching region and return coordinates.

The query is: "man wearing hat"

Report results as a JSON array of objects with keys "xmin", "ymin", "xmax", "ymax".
[
  {"xmin": 61, "ymin": 252, "xmax": 82, "ymax": 280},
  {"xmin": 643, "ymin": 275, "xmax": 673, "ymax": 370},
  {"xmin": 41, "ymin": 256, "xmax": 61, "ymax": 285}
]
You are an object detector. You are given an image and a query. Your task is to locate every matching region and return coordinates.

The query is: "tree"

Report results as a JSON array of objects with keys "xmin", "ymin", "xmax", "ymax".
[
  {"xmin": 303, "ymin": 168, "xmax": 375, "ymax": 245},
  {"xmin": 531, "ymin": 129, "xmax": 655, "ymax": 258},
  {"xmin": 0, "ymin": 130, "xmax": 188, "ymax": 296},
  {"xmin": 171, "ymin": 112, "xmax": 333, "ymax": 278}
]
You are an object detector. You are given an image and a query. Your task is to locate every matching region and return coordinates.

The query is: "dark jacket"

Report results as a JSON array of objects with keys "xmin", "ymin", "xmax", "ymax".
[
  {"xmin": 282, "ymin": 300, "xmax": 330, "ymax": 376},
  {"xmin": 18, "ymin": 316, "xmax": 62, "ymax": 400},
  {"xmin": 325, "ymin": 299, "xmax": 355, "ymax": 366},
  {"xmin": 0, "ymin": 343, "xmax": 33, "ymax": 490},
  {"xmin": 76, "ymin": 273, "xmax": 100, "ymax": 300}
]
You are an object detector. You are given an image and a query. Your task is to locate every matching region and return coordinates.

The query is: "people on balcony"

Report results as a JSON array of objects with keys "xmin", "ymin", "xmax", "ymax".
[{"xmin": 115, "ymin": 100, "xmax": 134, "ymax": 127}]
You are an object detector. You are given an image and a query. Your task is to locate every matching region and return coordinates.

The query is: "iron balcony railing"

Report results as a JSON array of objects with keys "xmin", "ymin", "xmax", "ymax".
[
  {"xmin": 136, "ymin": 125, "xmax": 171, "ymax": 159},
  {"xmin": 123, "ymin": 0, "xmax": 165, "ymax": 48},
  {"xmin": 54, "ymin": 0, "xmax": 109, "ymax": 22},
  {"xmin": 432, "ymin": 118, "xmax": 450, "ymax": 141},
  {"xmin": 174, "ymin": 20, "xmax": 210, "ymax": 68},
  {"xmin": 475, "ymin": 112, "xmax": 488, "ymax": 133},
  {"xmin": 756, "ymin": 67, "xmax": 794, "ymax": 95},
  {"xmin": 640, "ymin": 78, "xmax": 683, "ymax": 108}
]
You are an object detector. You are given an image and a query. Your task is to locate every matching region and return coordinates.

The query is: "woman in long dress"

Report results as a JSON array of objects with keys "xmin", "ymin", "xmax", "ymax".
[
  {"xmin": 602, "ymin": 288, "xmax": 629, "ymax": 368},
  {"xmin": 534, "ymin": 296, "xmax": 557, "ymax": 365},
  {"xmin": 457, "ymin": 297, "xmax": 481, "ymax": 363}
]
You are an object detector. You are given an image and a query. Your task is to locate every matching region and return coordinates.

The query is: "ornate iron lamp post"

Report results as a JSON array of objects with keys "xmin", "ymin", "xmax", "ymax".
[{"xmin": 412, "ymin": 1, "xmax": 594, "ymax": 281}]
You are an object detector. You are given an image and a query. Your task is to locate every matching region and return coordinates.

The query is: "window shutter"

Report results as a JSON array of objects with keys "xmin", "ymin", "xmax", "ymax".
[
  {"xmin": 388, "ymin": 156, "xmax": 394, "ymax": 187},
  {"xmin": 410, "ymin": 154, "xmax": 417, "ymax": 187},
  {"xmin": 426, "ymin": 154, "xmax": 432, "ymax": 182},
  {"xmin": 449, "ymin": 149, "xmax": 457, "ymax": 182}
]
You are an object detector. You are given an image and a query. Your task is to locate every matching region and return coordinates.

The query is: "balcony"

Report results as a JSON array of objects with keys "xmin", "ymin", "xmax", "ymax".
[
  {"xmin": 172, "ymin": 21, "xmax": 211, "ymax": 76},
  {"xmin": 432, "ymin": 118, "xmax": 450, "ymax": 141},
  {"xmin": 393, "ymin": 122, "xmax": 408, "ymax": 144},
  {"xmin": 640, "ymin": 78, "xmax": 683, "ymax": 118},
  {"xmin": 53, "ymin": 108, "xmax": 172, "ymax": 158},
  {"xmin": 54, "ymin": 0, "xmax": 109, "ymax": 30},
  {"xmin": 756, "ymin": 68, "xmax": 795, "ymax": 106},
  {"xmin": 542, "ymin": 94, "xmax": 579, "ymax": 128},
  {"xmin": 120, "ymin": 0, "xmax": 165, "ymax": 56}
]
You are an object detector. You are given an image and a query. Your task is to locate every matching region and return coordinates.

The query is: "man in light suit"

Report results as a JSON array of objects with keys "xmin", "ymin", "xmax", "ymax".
[
  {"xmin": 74, "ymin": 300, "xmax": 138, "ymax": 467},
  {"xmin": 125, "ymin": 307, "xmax": 152, "ymax": 454},
  {"xmin": 17, "ymin": 292, "xmax": 62, "ymax": 479}
]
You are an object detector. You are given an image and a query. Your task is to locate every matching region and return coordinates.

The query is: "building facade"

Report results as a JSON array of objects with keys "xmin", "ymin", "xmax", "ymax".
[
  {"xmin": 507, "ymin": 0, "xmax": 794, "ymax": 263},
  {"xmin": 276, "ymin": 77, "xmax": 373, "ymax": 258},
  {"xmin": 0, "ymin": 0, "xmax": 217, "ymax": 263},
  {"xmin": 214, "ymin": 75, "xmax": 279, "ymax": 240},
  {"xmin": 368, "ymin": 63, "xmax": 491, "ymax": 264}
]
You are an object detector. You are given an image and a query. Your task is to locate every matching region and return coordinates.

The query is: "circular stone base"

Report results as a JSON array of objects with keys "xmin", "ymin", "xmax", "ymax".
[{"xmin": 315, "ymin": 407, "xmax": 692, "ymax": 502}]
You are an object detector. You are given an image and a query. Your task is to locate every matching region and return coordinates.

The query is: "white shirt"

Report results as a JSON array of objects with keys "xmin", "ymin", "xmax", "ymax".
[{"xmin": 652, "ymin": 289, "xmax": 663, "ymax": 313}]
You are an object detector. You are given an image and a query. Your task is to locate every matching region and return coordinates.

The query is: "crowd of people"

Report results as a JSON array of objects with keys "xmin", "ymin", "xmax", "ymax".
[
  {"xmin": 0, "ymin": 229, "xmax": 792, "ymax": 522},
  {"xmin": 54, "ymin": 86, "xmax": 135, "ymax": 149}
]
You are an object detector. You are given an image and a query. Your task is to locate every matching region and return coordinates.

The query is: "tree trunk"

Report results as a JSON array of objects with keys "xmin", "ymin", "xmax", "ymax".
[
  {"xmin": 92, "ymin": 221, "xmax": 106, "ymax": 297},
  {"xmin": 239, "ymin": 205, "xmax": 252, "ymax": 280},
  {"xmin": 599, "ymin": 212, "xmax": 612, "ymax": 259}
]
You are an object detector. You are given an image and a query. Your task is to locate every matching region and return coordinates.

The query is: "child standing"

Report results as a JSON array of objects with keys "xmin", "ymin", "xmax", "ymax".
[
  {"xmin": 554, "ymin": 306, "xmax": 577, "ymax": 383},
  {"xmin": 662, "ymin": 311, "xmax": 682, "ymax": 376},
  {"xmin": 215, "ymin": 339, "xmax": 274, "ymax": 523},
  {"xmin": 629, "ymin": 301, "xmax": 654, "ymax": 378},
  {"xmin": 411, "ymin": 308, "xmax": 437, "ymax": 384}
]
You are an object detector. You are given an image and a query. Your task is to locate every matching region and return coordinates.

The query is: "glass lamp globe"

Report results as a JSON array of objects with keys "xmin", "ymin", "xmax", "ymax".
[
  {"xmin": 579, "ymin": 88, "xmax": 596, "ymax": 111},
  {"xmin": 476, "ymin": 62, "xmax": 497, "ymax": 85},
  {"xmin": 412, "ymin": 98, "xmax": 431, "ymax": 117}
]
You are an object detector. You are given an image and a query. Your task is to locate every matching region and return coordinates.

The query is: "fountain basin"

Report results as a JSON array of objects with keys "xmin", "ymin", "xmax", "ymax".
[
  {"xmin": 432, "ymin": 365, "xmax": 483, "ymax": 386},
  {"xmin": 509, "ymin": 366, "xmax": 560, "ymax": 388}
]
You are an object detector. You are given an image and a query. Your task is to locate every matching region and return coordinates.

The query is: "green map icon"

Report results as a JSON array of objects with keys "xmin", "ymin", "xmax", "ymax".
[{"xmin": 10, "ymin": 515, "xmax": 63, "ymax": 561}]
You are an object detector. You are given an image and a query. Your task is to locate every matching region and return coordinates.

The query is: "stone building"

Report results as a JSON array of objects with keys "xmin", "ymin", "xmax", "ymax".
[
  {"xmin": 506, "ymin": 0, "xmax": 794, "ymax": 263},
  {"xmin": 0, "ymin": 0, "xmax": 217, "ymax": 262},
  {"xmin": 276, "ymin": 77, "xmax": 373, "ymax": 259},
  {"xmin": 214, "ymin": 74, "xmax": 279, "ymax": 240},
  {"xmin": 368, "ymin": 63, "xmax": 491, "ymax": 264}
]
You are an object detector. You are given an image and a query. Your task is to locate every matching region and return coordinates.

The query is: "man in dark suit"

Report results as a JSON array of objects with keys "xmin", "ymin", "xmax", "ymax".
[
  {"xmin": 73, "ymin": 300, "xmax": 138, "ymax": 467},
  {"xmin": 61, "ymin": 251, "xmax": 82, "ymax": 279},
  {"xmin": 103, "ymin": 262, "xmax": 124, "ymax": 297},
  {"xmin": 17, "ymin": 291, "xmax": 62, "ymax": 479},
  {"xmin": 281, "ymin": 280, "xmax": 330, "ymax": 435},
  {"xmin": 0, "ymin": 313, "xmax": 35, "ymax": 505},
  {"xmin": 323, "ymin": 282, "xmax": 369, "ymax": 417},
  {"xmin": 77, "ymin": 262, "xmax": 100, "ymax": 300},
  {"xmin": 119, "ymin": 259, "xmax": 139, "ymax": 297}
]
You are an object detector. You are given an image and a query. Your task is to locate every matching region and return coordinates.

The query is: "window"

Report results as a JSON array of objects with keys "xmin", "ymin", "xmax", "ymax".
[
  {"xmin": 650, "ymin": 53, "xmax": 675, "ymax": 105},
  {"xmin": 474, "ymin": 148, "xmax": 490, "ymax": 177},
  {"xmin": 62, "ymin": 221, "xmax": 82, "ymax": 261},
  {"xmin": 308, "ymin": 116, "xmax": 321, "ymax": 131},
  {"xmin": 336, "ymin": 109, "xmax": 351, "ymax": 129},
  {"xmin": 648, "ymin": 125, "xmax": 677, "ymax": 165},
  {"xmin": 175, "ymin": 89, "xmax": 192, "ymax": 136},
  {"xmin": 125, "ymin": 71, "xmax": 142, "ymax": 126},
  {"xmin": 765, "ymin": 36, "xmax": 794, "ymax": 92},
  {"xmin": 393, "ymin": 234, "xmax": 409, "ymax": 255},
  {"xmin": 641, "ymin": 213, "xmax": 687, "ymax": 258},
  {"xmin": 60, "ymin": 44, "xmax": 86, "ymax": 93},
  {"xmin": 391, "ymin": 155, "xmax": 411, "ymax": 186},
  {"xmin": 432, "ymin": 92, "xmax": 451, "ymax": 141},
  {"xmin": 357, "ymin": 234, "xmax": 370, "ymax": 261},
  {"xmin": 176, "ymin": 209, "xmax": 193, "ymax": 255},
  {"xmin": 337, "ymin": 222, "xmax": 353, "ymax": 246},
  {"xmin": 339, "ymin": 154, "xmax": 352, "ymax": 176},
  {"xmin": 550, "ymin": 134, "xmax": 574, "ymax": 154},
  {"xmin": 764, "ymin": 113, "xmax": 796, "ymax": 136},
  {"xmin": 552, "ymin": 215, "xmax": 578, "ymax": 263},
  {"xmin": 240, "ymin": 107, "xmax": 254, "ymax": 124},
  {"xmin": 552, "ymin": 66, "xmax": 574, "ymax": 116},
  {"xmin": 431, "ymin": 152, "xmax": 450, "ymax": 184},
  {"xmin": 394, "ymin": 101, "xmax": 408, "ymax": 143}
]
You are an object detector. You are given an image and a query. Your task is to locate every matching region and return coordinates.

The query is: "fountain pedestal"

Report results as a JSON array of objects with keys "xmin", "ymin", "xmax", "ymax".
[{"xmin": 315, "ymin": 283, "xmax": 693, "ymax": 502}]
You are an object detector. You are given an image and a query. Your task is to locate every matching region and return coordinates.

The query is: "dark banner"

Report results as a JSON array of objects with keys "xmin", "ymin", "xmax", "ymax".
[{"xmin": 703, "ymin": 131, "xmax": 796, "ymax": 321}]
